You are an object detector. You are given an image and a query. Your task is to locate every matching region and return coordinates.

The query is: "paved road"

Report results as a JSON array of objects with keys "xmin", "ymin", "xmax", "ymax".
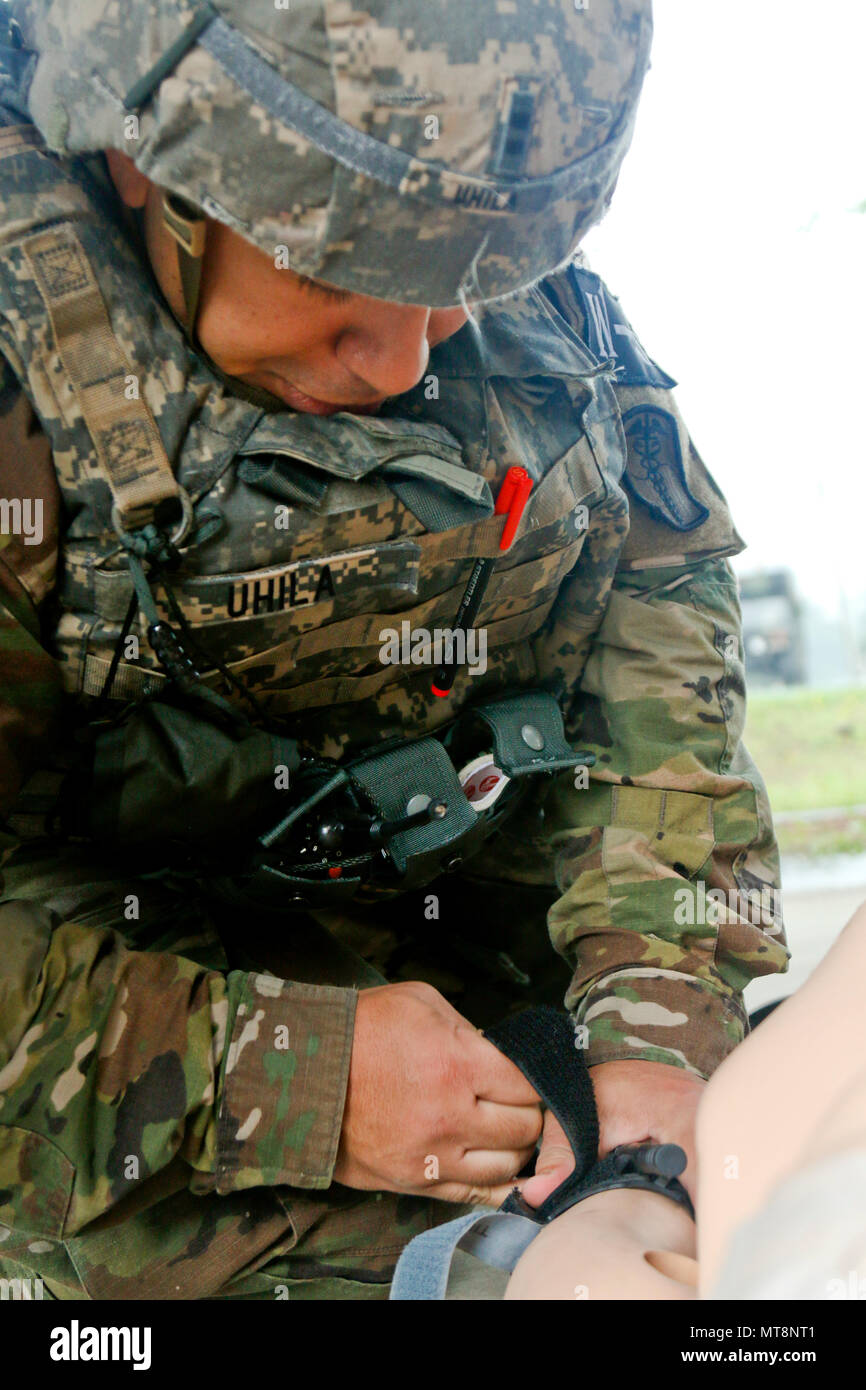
[{"xmin": 744, "ymin": 856, "xmax": 866, "ymax": 1012}]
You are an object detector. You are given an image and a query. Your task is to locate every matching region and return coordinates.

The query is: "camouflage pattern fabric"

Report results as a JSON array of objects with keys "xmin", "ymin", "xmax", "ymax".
[
  {"xmin": 12, "ymin": 0, "xmax": 652, "ymax": 306},
  {"xmin": 0, "ymin": 7, "xmax": 788, "ymax": 1299},
  {"xmin": 0, "ymin": 859, "xmax": 569, "ymax": 1298}
]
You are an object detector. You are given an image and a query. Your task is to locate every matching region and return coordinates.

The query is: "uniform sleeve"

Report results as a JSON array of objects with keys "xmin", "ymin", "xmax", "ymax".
[
  {"xmin": 545, "ymin": 551, "xmax": 789, "ymax": 1080},
  {"xmin": 537, "ymin": 260, "xmax": 789, "ymax": 1080},
  {"xmin": 0, "ymin": 905, "xmax": 357, "ymax": 1235},
  {"xmin": 0, "ymin": 361, "xmax": 357, "ymax": 1238}
]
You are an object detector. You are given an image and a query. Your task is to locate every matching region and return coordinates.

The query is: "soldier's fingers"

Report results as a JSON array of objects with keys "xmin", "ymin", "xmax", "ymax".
[
  {"xmin": 464, "ymin": 1033, "xmax": 540, "ymax": 1106},
  {"xmin": 421, "ymin": 1183, "xmax": 517, "ymax": 1208},
  {"xmin": 470, "ymin": 1098, "xmax": 543, "ymax": 1153},
  {"xmin": 423, "ymin": 1170, "xmax": 533, "ymax": 1209},
  {"xmin": 457, "ymin": 1144, "xmax": 537, "ymax": 1188}
]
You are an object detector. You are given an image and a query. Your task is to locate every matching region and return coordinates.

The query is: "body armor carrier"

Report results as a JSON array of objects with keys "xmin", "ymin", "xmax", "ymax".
[{"xmin": 0, "ymin": 116, "xmax": 633, "ymax": 904}]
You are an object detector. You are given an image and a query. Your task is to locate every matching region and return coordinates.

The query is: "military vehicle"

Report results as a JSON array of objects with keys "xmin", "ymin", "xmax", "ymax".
[{"xmin": 739, "ymin": 570, "xmax": 806, "ymax": 686}]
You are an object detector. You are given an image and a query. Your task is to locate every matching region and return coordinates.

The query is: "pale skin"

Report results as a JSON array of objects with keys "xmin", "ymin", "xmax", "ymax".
[
  {"xmin": 104, "ymin": 148, "xmax": 705, "ymax": 1210},
  {"xmin": 507, "ymin": 900, "xmax": 866, "ymax": 1300},
  {"xmin": 505, "ymin": 1187, "xmax": 698, "ymax": 1301},
  {"xmin": 696, "ymin": 898, "xmax": 866, "ymax": 1293}
]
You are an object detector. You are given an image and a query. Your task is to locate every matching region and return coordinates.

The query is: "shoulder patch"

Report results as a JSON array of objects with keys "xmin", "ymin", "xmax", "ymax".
[
  {"xmin": 569, "ymin": 267, "xmax": 677, "ymax": 389},
  {"xmin": 622, "ymin": 406, "xmax": 709, "ymax": 532}
]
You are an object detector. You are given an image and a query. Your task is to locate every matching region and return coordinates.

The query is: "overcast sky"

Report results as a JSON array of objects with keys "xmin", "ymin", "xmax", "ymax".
[{"xmin": 583, "ymin": 0, "xmax": 865, "ymax": 615}]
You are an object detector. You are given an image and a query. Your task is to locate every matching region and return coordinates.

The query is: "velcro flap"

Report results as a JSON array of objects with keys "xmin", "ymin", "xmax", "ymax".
[
  {"xmin": 472, "ymin": 690, "xmax": 593, "ymax": 777},
  {"xmin": 348, "ymin": 738, "xmax": 477, "ymax": 876}
]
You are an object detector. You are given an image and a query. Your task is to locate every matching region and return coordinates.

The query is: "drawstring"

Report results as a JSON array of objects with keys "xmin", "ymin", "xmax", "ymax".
[
  {"xmin": 95, "ymin": 590, "xmax": 140, "ymax": 708},
  {"xmin": 115, "ymin": 528, "xmax": 251, "ymax": 729},
  {"xmin": 160, "ymin": 575, "xmax": 271, "ymax": 726}
]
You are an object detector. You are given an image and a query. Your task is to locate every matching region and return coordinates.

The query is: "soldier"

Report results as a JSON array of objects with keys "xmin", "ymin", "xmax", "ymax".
[{"xmin": 0, "ymin": 0, "xmax": 788, "ymax": 1299}]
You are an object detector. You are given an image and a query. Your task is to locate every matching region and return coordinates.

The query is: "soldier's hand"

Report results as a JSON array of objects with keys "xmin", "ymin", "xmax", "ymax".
[
  {"xmin": 334, "ymin": 981, "xmax": 543, "ymax": 1204},
  {"xmin": 518, "ymin": 1060, "xmax": 705, "ymax": 1208}
]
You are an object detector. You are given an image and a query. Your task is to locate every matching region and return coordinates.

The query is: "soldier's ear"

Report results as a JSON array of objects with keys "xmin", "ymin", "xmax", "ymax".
[{"xmin": 104, "ymin": 149, "xmax": 150, "ymax": 210}]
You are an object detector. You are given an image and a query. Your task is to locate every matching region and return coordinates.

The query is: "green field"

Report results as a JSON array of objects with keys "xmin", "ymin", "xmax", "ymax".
[{"xmin": 743, "ymin": 686, "xmax": 866, "ymax": 856}]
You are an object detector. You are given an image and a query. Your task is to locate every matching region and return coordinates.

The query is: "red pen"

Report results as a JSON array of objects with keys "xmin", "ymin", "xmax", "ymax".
[{"xmin": 431, "ymin": 466, "xmax": 533, "ymax": 697}]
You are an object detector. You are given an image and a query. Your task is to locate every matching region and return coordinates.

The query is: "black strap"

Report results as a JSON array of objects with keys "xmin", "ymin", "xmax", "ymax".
[
  {"xmin": 484, "ymin": 1006, "xmax": 599, "ymax": 1200},
  {"xmin": 485, "ymin": 1005, "xmax": 694, "ymax": 1224}
]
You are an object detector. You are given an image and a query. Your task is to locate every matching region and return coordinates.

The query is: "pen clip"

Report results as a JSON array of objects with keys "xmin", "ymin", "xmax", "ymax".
[
  {"xmin": 494, "ymin": 467, "xmax": 521, "ymax": 517},
  {"xmin": 498, "ymin": 467, "xmax": 533, "ymax": 551}
]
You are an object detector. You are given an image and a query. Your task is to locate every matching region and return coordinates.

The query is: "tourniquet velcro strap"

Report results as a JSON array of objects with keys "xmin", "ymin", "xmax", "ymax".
[
  {"xmin": 537, "ymin": 1147, "xmax": 695, "ymax": 1221},
  {"xmin": 484, "ymin": 1005, "xmax": 599, "ymax": 1207},
  {"xmin": 486, "ymin": 1006, "xmax": 694, "ymax": 1225}
]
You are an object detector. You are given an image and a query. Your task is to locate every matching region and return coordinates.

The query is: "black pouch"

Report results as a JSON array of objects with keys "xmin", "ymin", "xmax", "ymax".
[
  {"xmin": 237, "ymin": 690, "xmax": 595, "ymax": 910},
  {"xmin": 71, "ymin": 699, "xmax": 300, "ymax": 848}
]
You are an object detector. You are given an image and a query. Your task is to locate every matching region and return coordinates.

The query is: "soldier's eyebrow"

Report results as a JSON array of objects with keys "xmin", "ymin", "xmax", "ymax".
[{"xmin": 293, "ymin": 272, "xmax": 354, "ymax": 305}]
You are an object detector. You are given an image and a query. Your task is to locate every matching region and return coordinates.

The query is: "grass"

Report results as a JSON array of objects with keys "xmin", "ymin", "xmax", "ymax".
[
  {"xmin": 743, "ymin": 686, "xmax": 866, "ymax": 856},
  {"xmin": 771, "ymin": 809, "xmax": 866, "ymax": 858}
]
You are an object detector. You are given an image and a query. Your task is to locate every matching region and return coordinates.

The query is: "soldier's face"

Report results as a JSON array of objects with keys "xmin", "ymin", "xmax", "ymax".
[{"xmin": 105, "ymin": 150, "xmax": 469, "ymax": 415}]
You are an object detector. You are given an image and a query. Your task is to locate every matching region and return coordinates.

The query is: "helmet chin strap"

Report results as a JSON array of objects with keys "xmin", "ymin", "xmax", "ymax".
[
  {"xmin": 161, "ymin": 191, "xmax": 207, "ymax": 349},
  {"xmin": 154, "ymin": 190, "xmax": 298, "ymax": 413}
]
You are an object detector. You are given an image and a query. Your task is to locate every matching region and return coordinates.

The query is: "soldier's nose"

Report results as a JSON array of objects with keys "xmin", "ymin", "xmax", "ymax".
[{"xmin": 334, "ymin": 304, "xmax": 432, "ymax": 398}]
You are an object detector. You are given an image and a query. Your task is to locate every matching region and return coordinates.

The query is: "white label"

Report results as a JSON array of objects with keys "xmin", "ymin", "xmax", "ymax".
[{"xmin": 459, "ymin": 753, "xmax": 511, "ymax": 813}]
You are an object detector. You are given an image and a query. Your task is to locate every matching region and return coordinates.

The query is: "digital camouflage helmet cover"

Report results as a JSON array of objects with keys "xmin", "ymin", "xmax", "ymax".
[{"xmin": 10, "ymin": 0, "xmax": 652, "ymax": 305}]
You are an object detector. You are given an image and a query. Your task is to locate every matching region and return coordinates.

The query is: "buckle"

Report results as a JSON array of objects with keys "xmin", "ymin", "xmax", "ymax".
[
  {"xmin": 161, "ymin": 191, "xmax": 207, "ymax": 258},
  {"xmin": 111, "ymin": 486, "xmax": 195, "ymax": 550}
]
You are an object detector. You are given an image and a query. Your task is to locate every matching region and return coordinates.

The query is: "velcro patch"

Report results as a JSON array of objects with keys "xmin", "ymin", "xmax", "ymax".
[
  {"xmin": 569, "ymin": 267, "xmax": 677, "ymax": 388},
  {"xmin": 172, "ymin": 541, "xmax": 421, "ymax": 624},
  {"xmin": 622, "ymin": 406, "xmax": 709, "ymax": 532}
]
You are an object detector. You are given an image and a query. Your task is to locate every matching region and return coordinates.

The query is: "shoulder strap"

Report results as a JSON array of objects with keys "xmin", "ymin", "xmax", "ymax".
[
  {"xmin": 20, "ymin": 221, "xmax": 186, "ymax": 534},
  {"xmin": 0, "ymin": 122, "xmax": 44, "ymax": 161}
]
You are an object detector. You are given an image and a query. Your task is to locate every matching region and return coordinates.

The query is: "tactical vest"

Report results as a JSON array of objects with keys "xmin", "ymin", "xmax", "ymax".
[{"xmin": 0, "ymin": 115, "xmax": 742, "ymax": 904}]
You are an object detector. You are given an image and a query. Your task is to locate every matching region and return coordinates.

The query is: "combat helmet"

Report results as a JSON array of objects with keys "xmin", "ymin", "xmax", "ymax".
[{"xmin": 9, "ymin": 0, "xmax": 652, "ymax": 323}]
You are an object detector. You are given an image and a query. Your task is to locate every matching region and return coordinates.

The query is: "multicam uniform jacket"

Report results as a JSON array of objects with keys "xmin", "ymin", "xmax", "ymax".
[{"xmin": 0, "ymin": 103, "xmax": 788, "ymax": 1295}]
